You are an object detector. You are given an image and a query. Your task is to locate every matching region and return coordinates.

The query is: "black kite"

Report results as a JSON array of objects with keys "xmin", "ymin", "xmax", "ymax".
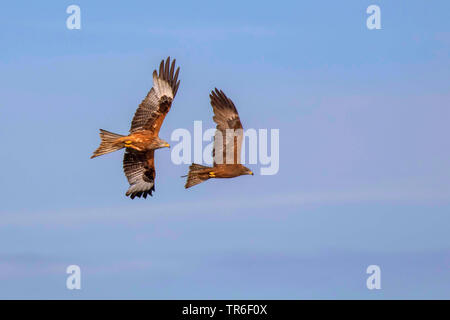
[{"xmin": 184, "ymin": 88, "xmax": 253, "ymax": 188}]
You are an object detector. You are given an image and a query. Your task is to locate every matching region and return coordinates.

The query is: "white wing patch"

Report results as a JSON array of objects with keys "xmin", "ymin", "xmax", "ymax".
[{"xmin": 153, "ymin": 72, "xmax": 174, "ymax": 100}]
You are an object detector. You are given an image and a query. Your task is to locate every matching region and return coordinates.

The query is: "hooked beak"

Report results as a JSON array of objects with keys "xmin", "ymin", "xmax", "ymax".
[
  {"xmin": 164, "ymin": 143, "xmax": 170, "ymax": 148},
  {"xmin": 249, "ymin": 171, "xmax": 254, "ymax": 175}
]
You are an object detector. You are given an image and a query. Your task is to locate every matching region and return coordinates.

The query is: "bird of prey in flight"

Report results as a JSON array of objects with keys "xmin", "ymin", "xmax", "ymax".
[
  {"xmin": 91, "ymin": 57, "xmax": 180, "ymax": 199},
  {"xmin": 184, "ymin": 88, "xmax": 253, "ymax": 188}
]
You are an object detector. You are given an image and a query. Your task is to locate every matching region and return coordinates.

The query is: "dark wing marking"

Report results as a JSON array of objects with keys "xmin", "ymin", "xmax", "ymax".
[
  {"xmin": 129, "ymin": 57, "xmax": 180, "ymax": 134},
  {"xmin": 123, "ymin": 149, "xmax": 155, "ymax": 199},
  {"xmin": 209, "ymin": 88, "xmax": 243, "ymax": 165}
]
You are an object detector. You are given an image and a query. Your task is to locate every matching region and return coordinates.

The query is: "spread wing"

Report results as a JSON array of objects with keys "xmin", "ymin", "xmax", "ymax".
[
  {"xmin": 210, "ymin": 88, "xmax": 243, "ymax": 165},
  {"xmin": 129, "ymin": 57, "xmax": 180, "ymax": 134},
  {"xmin": 123, "ymin": 149, "xmax": 155, "ymax": 199}
]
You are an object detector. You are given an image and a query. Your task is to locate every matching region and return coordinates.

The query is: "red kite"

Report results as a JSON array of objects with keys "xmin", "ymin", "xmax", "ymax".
[{"xmin": 91, "ymin": 57, "xmax": 180, "ymax": 199}]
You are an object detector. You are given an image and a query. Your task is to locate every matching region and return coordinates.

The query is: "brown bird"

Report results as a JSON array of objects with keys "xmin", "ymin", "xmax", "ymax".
[
  {"xmin": 184, "ymin": 88, "xmax": 253, "ymax": 188},
  {"xmin": 91, "ymin": 57, "xmax": 180, "ymax": 199}
]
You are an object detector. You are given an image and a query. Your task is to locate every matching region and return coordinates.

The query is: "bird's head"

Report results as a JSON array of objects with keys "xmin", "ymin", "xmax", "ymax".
[
  {"xmin": 153, "ymin": 137, "xmax": 170, "ymax": 149},
  {"xmin": 241, "ymin": 166, "xmax": 254, "ymax": 176}
]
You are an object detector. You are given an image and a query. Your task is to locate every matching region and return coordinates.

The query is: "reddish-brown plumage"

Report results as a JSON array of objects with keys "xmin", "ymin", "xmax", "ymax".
[
  {"xmin": 91, "ymin": 57, "xmax": 180, "ymax": 199},
  {"xmin": 184, "ymin": 89, "xmax": 253, "ymax": 189},
  {"xmin": 114, "ymin": 131, "xmax": 161, "ymax": 152}
]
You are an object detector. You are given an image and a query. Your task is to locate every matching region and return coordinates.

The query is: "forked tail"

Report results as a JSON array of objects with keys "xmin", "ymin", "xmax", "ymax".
[
  {"xmin": 184, "ymin": 163, "xmax": 211, "ymax": 188},
  {"xmin": 91, "ymin": 129, "xmax": 125, "ymax": 159}
]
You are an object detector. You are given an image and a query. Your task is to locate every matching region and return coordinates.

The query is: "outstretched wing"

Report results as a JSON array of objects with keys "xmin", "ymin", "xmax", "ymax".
[
  {"xmin": 130, "ymin": 57, "xmax": 180, "ymax": 134},
  {"xmin": 123, "ymin": 149, "xmax": 155, "ymax": 199},
  {"xmin": 210, "ymin": 88, "xmax": 243, "ymax": 165}
]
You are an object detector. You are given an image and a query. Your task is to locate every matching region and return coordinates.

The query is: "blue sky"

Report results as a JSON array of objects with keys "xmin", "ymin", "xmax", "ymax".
[{"xmin": 0, "ymin": 0, "xmax": 449, "ymax": 299}]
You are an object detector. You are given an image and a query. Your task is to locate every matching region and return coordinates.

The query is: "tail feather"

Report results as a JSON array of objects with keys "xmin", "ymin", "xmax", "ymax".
[
  {"xmin": 91, "ymin": 129, "xmax": 125, "ymax": 159},
  {"xmin": 184, "ymin": 163, "xmax": 211, "ymax": 188}
]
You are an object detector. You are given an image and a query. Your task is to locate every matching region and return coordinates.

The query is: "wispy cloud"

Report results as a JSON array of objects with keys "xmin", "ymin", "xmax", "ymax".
[
  {"xmin": 1, "ymin": 186, "xmax": 449, "ymax": 227},
  {"xmin": 0, "ymin": 253, "xmax": 65, "ymax": 279}
]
